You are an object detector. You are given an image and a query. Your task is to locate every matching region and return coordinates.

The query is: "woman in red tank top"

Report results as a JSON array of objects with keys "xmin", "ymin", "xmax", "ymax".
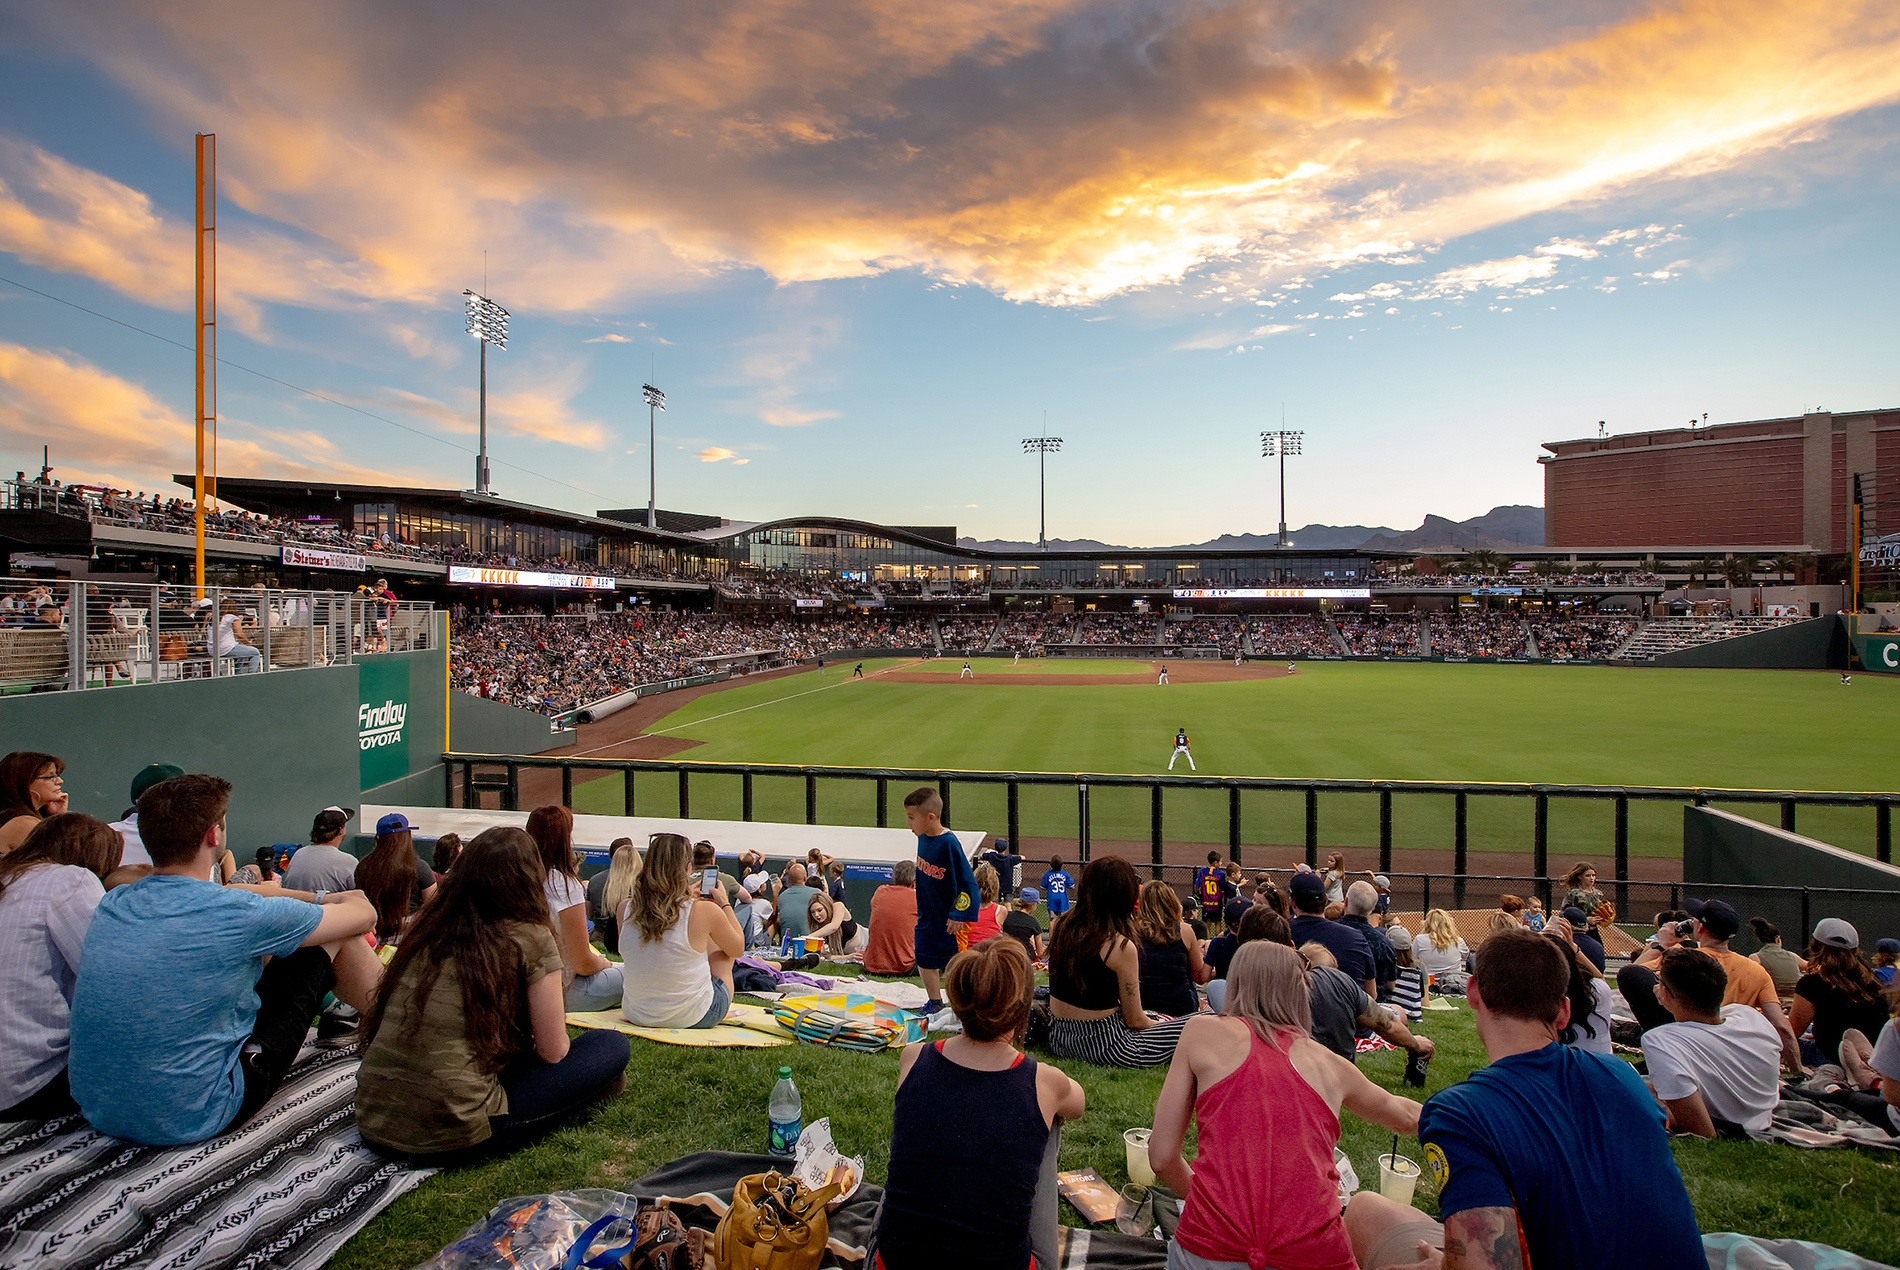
[{"xmin": 1150, "ymin": 942, "xmax": 1424, "ymax": 1270}]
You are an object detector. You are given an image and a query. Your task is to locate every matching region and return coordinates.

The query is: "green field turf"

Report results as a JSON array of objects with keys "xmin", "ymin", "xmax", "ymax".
[{"xmin": 569, "ymin": 660, "xmax": 1898, "ymax": 862}]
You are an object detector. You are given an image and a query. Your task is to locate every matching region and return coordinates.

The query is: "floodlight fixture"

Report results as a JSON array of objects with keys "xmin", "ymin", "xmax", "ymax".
[
  {"xmin": 643, "ymin": 383, "xmax": 666, "ymax": 528},
  {"xmin": 1260, "ymin": 428, "xmax": 1304, "ymax": 548},
  {"xmin": 1023, "ymin": 436, "xmax": 1063, "ymax": 550},
  {"xmin": 464, "ymin": 289, "xmax": 510, "ymax": 493}
]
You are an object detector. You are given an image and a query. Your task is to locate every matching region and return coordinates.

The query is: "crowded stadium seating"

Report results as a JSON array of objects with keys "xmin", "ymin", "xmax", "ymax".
[{"xmin": 1335, "ymin": 613, "xmax": 1422, "ymax": 657}]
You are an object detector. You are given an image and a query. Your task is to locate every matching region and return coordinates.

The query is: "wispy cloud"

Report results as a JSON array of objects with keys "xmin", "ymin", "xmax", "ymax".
[
  {"xmin": 583, "ymin": 333, "xmax": 634, "ymax": 344},
  {"xmin": 695, "ymin": 446, "xmax": 736, "ymax": 462},
  {"xmin": 4, "ymin": 0, "xmax": 1893, "ymax": 314}
]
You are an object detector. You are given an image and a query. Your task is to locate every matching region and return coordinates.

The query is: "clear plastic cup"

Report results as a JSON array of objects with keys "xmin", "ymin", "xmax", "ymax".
[
  {"xmin": 1123, "ymin": 1128, "xmax": 1155, "ymax": 1187},
  {"xmin": 1378, "ymin": 1153, "xmax": 1420, "ymax": 1206},
  {"xmin": 1115, "ymin": 1183, "xmax": 1153, "ymax": 1237}
]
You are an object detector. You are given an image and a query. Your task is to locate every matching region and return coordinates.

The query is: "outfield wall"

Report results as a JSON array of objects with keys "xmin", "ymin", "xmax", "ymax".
[
  {"xmin": 1682, "ymin": 806, "xmax": 1900, "ymax": 948},
  {"xmin": 1650, "ymin": 616, "xmax": 1848, "ymax": 670}
]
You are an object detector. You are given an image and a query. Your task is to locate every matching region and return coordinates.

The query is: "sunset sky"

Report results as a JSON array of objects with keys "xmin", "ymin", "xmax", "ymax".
[{"xmin": 1, "ymin": 1, "xmax": 1896, "ymax": 544}]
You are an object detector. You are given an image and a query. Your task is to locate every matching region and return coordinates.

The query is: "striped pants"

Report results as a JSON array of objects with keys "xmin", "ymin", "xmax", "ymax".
[{"xmin": 1047, "ymin": 1014, "xmax": 1189, "ymax": 1068}]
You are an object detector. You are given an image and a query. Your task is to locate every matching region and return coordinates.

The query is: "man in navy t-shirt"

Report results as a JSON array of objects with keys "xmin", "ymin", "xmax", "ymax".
[
  {"xmin": 903, "ymin": 786, "xmax": 978, "ymax": 1013},
  {"xmin": 1344, "ymin": 928, "xmax": 1702, "ymax": 1270},
  {"xmin": 1288, "ymin": 871, "xmax": 1374, "ymax": 992},
  {"xmin": 1041, "ymin": 857, "xmax": 1074, "ymax": 917}
]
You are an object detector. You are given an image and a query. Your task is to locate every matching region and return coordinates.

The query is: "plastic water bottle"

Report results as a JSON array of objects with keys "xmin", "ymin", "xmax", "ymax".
[{"xmin": 768, "ymin": 1067, "xmax": 802, "ymax": 1156}]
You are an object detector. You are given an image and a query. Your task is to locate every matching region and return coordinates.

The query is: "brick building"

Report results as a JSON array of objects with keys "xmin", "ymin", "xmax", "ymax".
[{"xmin": 1541, "ymin": 409, "xmax": 1900, "ymax": 552}]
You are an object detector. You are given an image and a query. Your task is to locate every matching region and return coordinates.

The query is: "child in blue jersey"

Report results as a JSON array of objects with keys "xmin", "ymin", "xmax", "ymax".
[
  {"xmin": 904, "ymin": 787, "xmax": 979, "ymax": 1012},
  {"xmin": 1041, "ymin": 856, "xmax": 1074, "ymax": 917}
]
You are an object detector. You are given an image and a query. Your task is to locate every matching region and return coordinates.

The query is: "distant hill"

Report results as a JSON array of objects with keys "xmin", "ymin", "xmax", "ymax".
[{"xmin": 956, "ymin": 506, "xmax": 1543, "ymax": 554}]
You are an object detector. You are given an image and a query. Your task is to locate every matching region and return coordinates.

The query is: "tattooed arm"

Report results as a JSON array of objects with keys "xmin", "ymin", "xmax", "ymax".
[{"xmin": 1443, "ymin": 1207, "xmax": 1525, "ymax": 1270}]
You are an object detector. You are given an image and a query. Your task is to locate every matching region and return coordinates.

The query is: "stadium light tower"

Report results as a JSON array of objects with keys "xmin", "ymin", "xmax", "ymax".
[
  {"xmin": 1260, "ymin": 429, "xmax": 1304, "ymax": 548},
  {"xmin": 464, "ymin": 289, "xmax": 510, "ymax": 493},
  {"xmin": 1022, "ymin": 436, "xmax": 1063, "ymax": 550},
  {"xmin": 642, "ymin": 382, "xmax": 667, "ymax": 529}
]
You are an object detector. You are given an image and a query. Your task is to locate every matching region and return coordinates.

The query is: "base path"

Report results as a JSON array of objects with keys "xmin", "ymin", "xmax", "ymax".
[{"xmin": 882, "ymin": 661, "xmax": 1295, "ymax": 686}]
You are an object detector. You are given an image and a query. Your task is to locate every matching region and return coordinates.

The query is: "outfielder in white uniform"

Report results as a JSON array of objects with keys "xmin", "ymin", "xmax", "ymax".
[
  {"xmin": 960, "ymin": 660, "xmax": 974, "ymax": 679},
  {"xmin": 1168, "ymin": 727, "xmax": 1195, "ymax": 771}
]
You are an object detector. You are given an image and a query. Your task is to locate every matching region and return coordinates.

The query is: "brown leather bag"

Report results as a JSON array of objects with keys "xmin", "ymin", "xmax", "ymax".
[
  {"xmin": 158, "ymin": 633, "xmax": 187, "ymax": 662},
  {"xmin": 712, "ymin": 1171, "xmax": 842, "ymax": 1270}
]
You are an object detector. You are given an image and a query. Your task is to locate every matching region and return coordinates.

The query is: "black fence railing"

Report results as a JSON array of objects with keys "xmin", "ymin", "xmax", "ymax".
[{"xmin": 443, "ymin": 754, "xmax": 1897, "ymax": 918}]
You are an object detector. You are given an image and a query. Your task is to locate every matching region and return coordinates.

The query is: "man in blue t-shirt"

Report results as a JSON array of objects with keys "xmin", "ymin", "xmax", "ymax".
[
  {"xmin": 1288, "ymin": 871, "xmax": 1374, "ymax": 992},
  {"xmin": 1344, "ymin": 928, "xmax": 1702, "ymax": 1270},
  {"xmin": 69, "ymin": 774, "xmax": 382, "ymax": 1146},
  {"xmin": 1041, "ymin": 856, "xmax": 1074, "ymax": 917},
  {"xmin": 903, "ymin": 786, "xmax": 978, "ymax": 1013}
]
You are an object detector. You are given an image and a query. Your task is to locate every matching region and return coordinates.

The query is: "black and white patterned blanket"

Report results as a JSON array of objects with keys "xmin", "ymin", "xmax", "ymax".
[{"xmin": 0, "ymin": 1047, "xmax": 432, "ymax": 1270}]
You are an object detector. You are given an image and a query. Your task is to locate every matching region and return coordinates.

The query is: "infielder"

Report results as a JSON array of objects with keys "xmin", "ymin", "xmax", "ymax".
[
  {"xmin": 960, "ymin": 660, "xmax": 974, "ymax": 679},
  {"xmin": 1157, "ymin": 663, "xmax": 1170, "ymax": 685},
  {"xmin": 1168, "ymin": 726, "xmax": 1195, "ymax": 770}
]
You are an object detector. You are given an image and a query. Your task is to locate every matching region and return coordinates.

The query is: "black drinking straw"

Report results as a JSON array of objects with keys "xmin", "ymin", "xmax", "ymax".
[{"xmin": 1390, "ymin": 1133, "xmax": 1399, "ymax": 1167}]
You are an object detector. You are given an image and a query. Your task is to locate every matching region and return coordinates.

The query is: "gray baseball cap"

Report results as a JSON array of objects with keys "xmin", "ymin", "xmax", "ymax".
[{"xmin": 1811, "ymin": 917, "xmax": 1859, "ymax": 950}]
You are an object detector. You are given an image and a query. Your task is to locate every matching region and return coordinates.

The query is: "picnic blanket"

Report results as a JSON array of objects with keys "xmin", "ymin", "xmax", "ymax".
[
  {"xmin": 566, "ymin": 1001, "xmax": 795, "ymax": 1047},
  {"xmin": 0, "ymin": 1046, "xmax": 432, "ymax": 1270},
  {"xmin": 1753, "ymin": 1089, "xmax": 1900, "ymax": 1153},
  {"xmin": 770, "ymin": 994, "xmax": 926, "ymax": 1050},
  {"xmin": 416, "ymin": 1152, "xmax": 884, "ymax": 1270}
]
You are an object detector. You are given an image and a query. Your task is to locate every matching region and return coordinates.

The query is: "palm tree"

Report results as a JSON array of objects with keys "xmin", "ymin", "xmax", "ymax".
[
  {"xmin": 1463, "ymin": 548, "xmax": 1508, "ymax": 576},
  {"xmin": 1688, "ymin": 557, "xmax": 1720, "ymax": 588},
  {"xmin": 1766, "ymin": 554, "xmax": 1800, "ymax": 585},
  {"xmin": 1723, "ymin": 555, "xmax": 1760, "ymax": 587}
]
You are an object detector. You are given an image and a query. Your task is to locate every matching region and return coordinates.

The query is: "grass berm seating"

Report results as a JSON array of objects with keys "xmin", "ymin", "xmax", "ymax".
[{"xmin": 1385, "ymin": 909, "xmax": 1644, "ymax": 958}]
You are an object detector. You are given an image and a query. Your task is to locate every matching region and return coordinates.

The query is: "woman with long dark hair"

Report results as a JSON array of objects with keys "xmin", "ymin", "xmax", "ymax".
[
  {"xmin": 0, "ymin": 752, "xmax": 68, "ymax": 854},
  {"xmin": 354, "ymin": 815, "xmax": 438, "ymax": 945},
  {"xmin": 355, "ymin": 826, "xmax": 629, "ymax": 1160},
  {"xmin": 0, "ymin": 813, "xmax": 124, "ymax": 1119},
  {"xmin": 1046, "ymin": 857, "xmax": 1190, "ymax": 1067},
  {"xmin": 617, "ymin": 833, "xmax": 744, "ymax": 1029},
  {"xmin": 526, "ymin": 804, "xmax": 621, "ymax": 1010},
  {"xmin": 1792, "ymin": 920, "xmax": 1890, "ymax": 1084}
]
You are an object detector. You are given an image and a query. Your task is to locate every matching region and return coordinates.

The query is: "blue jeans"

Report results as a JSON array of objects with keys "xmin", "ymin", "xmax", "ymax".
[
  {"xmin": 223, "ymin": 644, "xmax": 263, "ymax": 674},
  {"xmin": 564, "ymin": 964, "xmax": 625, "ymax": 1012},
  {"xmin": 491, "ymin": 1029, "xmax": 629, "ymax": 1145}
]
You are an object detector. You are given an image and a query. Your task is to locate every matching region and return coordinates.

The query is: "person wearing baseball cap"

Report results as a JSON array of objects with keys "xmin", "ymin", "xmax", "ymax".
[
  {"xmin": 1791, "ymin": 917, "xmax": 1891, "ymax": 1078},
  {"xmin": 1003, "ymin": 886, "xmax": 1045, "ymax": 961},
  {"xmin": 1620, "ymin": 896, "xmax": 1802, "ymax": 1072},
  {"xmin": 107, "ymin": 762, "xmax": 185, "ymax": 868},
  {"xmin": 282, "ymin": 806, "xmax": 360, "ymax": 895},
  {"xmin": 1874, "ymin": 937, "xmax": 1900, "ymax": 987},
  {"xmin": 1288, "ymin": 870, "xmax": 1375, "ymax": 994}
]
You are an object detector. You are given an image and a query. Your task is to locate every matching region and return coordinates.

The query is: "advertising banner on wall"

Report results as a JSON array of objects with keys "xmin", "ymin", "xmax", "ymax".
[
  {"xmin": 794, "ymin": 598, "xmax": 825, "ymax": 608},
  {"xmin": 1855, "ymin": 634, "xmax": 1900, "ymax": 674},
  {"xmin": 1171, "ymin": 587, "xmax": 1372, "ymax": 600},
  {"xmin": 447, "ymin": 565, "xmax": 617, "ymax": 590},
  {"xmin": 281, "ymin": 545, "xmax": 367, "ymax": 572},
  {"xmin": 358, "ymin": 658, "xmax": 413, "ymax": 787}
]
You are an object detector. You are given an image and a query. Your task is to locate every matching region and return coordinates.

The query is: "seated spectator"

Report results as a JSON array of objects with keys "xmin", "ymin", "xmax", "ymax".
[
  {"xmin": 1135, "ymin": 880, "xmax": 1209, "ymax": 1018},
  {"xmin": 1413, "ymin": 908, "xmax": 1470, "ymax": 993},
  {"xmin": 825, "ymin": 859, "xmax": 847, "ymax": 904},
  {"xmin": 1876, "ymin": 938, "xmax": 1900, "ymax": 988},
  {"xmin": 1204, "ymin": 907, "xmax": 1287, "ymax": 1012},
  {"xmin": 1288, "ymin": 871, "xmax": 1373, "ymax": 993},
  {"xmin": 1252, "ymin": 873, "xmax": 1287, "ymax": 918},
  {"xmin": 69, "ymin": 775, "xmax": 382, "ymax": 1145},
  {"xmin": 0, "ymin": 751, "xmax": 68, "ymax": 854},
  {"xmin": 1620, "ymin": 898, "xmax": 1800, "ymax": 1071},
  {"xmin": 356, "ymin": 826, "xmax": 630, "ymax": 1160},
  {"xmin": 1340, "ymin": 880, "xmax": 1397, "ymax": 996},
  {"xmin": 595, "ymin": 838, "xmax": 643, "ymax": 957},
  {"xmin": 1561, "ymin": 905, "xmax": 1607, "ymax": 973},
  {"xmin": 1644, "ymin": 947, "xmax": 1782, "ymax": 1138},
  {"xmin": 1632, "ymin": 910, "xmax": 1692, "ymax": 970},
  {"xmin": 430, "ymin": 832, "xmax": 462, "ymax": 879},
  {"xmin": 1547, "ymin": 920, "xmax": 1613, "ymax": 1056},
  {"xmin": 741, "ymin": 854, "xmax": 776, "ymax": 944},
  {"xmin": 282, "ymin": 806, "xmax": 361, "ymax": 893},
  {"xmin": 876, "ymin": 939, "xmax": 1086, "ymax": 1270},
  {"xmin": 693, "ymin": 840, "xmax": 755, "ymax": 942},
  {"xmin": 230, "ymin": 846, "xmax": 277, "ymax": 886},
  {"xmin": 528, "ymin": 805, "xmax": 622, "ymax": 1011},
  {"xmin": 806, "ymin": 891, "xmax": 865, "ymax": 955},
  {"xmin": 1384, "ymin": 927, "xmax": 1425, "ymax": 1021},
  {"xmin": 355, "ymin": 813, "xmax": 438, "ymax": 946},
  {"xmin": 1749, "ymin": 916, "xmax": 1804, "ymax": 1006},
  {"xmin": 1154, "ymin": 941, "xmax": 1423, "ymax": 1270},
  {"xmin": 0, "ymin": 813, "xmax": 123, "ymax": 1120},
  {"xmin": 774, "ymin": 862, "xmax": 820, "ymax": 942},
  {"xmin": 1345, "ymin": 928, "xmax": 1703, "ymax": 1270},
  {"xmin": 865, "ymin": 860, "xmax": 920, "ymax": 975},
  {"xmin": 1204, "ymin": 918, "xmax": 1240, "ymax": 982},
  {"xmin": 1297, "ymin": 943, "xmax": 1435, "ymax": 1067},
  {"xmin": 1793, "ymin": 919, "xmax": 1891, "ymax": 1086},
  {"xmin": 1482, "ymin": 910, "xmax": 1521, "ymax": 943},
  {"xmin": 966, "ymin": 862, "xmax": 1008, "ymax": 945},
  {"xmin": 1871, "ymin": 1002, "xmax": 1900, "ymax": 1133},
  {"xmin": 1046, "ymin": 857, "xmax": 1191, "ymax": 1067},
  {"xmin": 619, "ymin": 833, "xmax": 744, "ymax": 1029},
  {"xmin": 1322, "ymin": 901, "xmax": 1346, "ymax": 921},
  {"xmin": 1003, "ymin": 887, "xmax": 1045, "ymax": 960},
  {"xmin": 106, "ymin": 761, "xmax": 182, "ymax": 866}
]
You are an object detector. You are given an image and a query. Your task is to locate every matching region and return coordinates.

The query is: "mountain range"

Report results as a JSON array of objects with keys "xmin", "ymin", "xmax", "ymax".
[{"xmin": 956, "ymin": 505, "xmax": 1544, "ymax": 554}]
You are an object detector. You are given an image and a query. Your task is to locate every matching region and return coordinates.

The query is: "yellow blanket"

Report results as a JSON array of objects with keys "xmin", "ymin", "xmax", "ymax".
[{"xmin": 565, "ymin": 1000, "xmax": 797, "ymax": 1047}]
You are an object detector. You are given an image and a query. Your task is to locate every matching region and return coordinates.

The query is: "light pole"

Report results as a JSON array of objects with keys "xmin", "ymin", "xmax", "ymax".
[
  {"xmin": 1022, "ymin": 436, "xmax": 1063, "ymax": 550},
  {"xmin": 464, "ymin": 289, "xmax": 510, "ymax": 493},
  {"xmin": 1260, "ymin": 429, "xmax": 1303, "ymax": 548},
  {"xmin": 642, "ymin": 382, "xmax": 666, "ymax": 529}
]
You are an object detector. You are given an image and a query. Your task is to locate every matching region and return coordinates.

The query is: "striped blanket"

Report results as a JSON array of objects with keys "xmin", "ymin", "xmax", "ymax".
[{"xmin": 0, "ymin": 1047, "xmax": 432, "ymax": 1270}]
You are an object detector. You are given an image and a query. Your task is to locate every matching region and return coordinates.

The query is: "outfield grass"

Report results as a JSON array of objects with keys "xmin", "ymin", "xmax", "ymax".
[
  {"xmin": 334, "ymin": 971, "xmax": 1900, "ymax": 1269},
  {"xmin": 570, "ymin": 661, "xmax": 1897, "ymax": 862}
]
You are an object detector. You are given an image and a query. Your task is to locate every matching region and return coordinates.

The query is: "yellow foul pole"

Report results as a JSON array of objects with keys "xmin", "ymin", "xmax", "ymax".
[{"xmin": 194, "ymin": 133, "xmax": 217, "ymax": 595}]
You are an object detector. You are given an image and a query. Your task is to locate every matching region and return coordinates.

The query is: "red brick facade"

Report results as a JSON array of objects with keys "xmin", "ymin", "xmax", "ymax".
[{"xmin": 1541, "ymin": 410, "xmax": 1900, "ymax": 551}]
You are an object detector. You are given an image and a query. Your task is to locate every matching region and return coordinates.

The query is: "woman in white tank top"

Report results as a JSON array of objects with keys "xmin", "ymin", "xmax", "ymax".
[{"xmin": 619, "ymin": 833, "xmax": 745, "ymax": 1030}]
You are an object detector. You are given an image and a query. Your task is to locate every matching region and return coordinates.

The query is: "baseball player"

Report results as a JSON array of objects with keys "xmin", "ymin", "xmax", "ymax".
[
  {"xmin": 1157, "ymin": 663, "xmax": 1170, "ymax": 685},
  {"xmin": 960, "ymin": 660, "xmax": 974, "ymax": 679},
  {"xmin": 1168, "ymin": 726, "xmax": 1195, "ymax": 771}
]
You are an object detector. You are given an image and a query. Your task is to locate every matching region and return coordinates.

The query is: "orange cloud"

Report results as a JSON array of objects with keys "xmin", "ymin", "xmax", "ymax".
[{"xmin": 7, "ymin": 0, "xmax": 1898, "ymax": 310}]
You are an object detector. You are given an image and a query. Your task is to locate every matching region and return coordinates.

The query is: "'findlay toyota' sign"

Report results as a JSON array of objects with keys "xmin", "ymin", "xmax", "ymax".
[
  {"xmin": 447, "ymin": 566, "xmax": 617, "ymax": 590},
  {"xmin": 281, "ymin": 545, "xmax": 367, "ymax": 572},
  {"xmin": 357, "ymin": 658, "xmax": 412, "ymax": 787}
]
